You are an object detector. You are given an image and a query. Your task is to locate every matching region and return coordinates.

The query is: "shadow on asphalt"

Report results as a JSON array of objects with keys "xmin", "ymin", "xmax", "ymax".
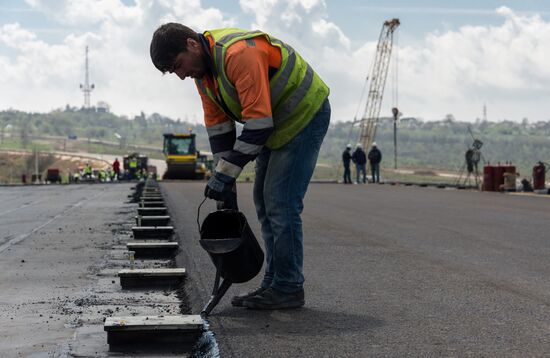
[{"xmin": 213, "ymin": 307, "xmax": 384, "ymax": 336}]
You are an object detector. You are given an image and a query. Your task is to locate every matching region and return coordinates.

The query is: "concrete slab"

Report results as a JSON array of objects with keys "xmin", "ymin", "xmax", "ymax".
[
  {"xmin": 127, "ymin": 241, "xmax": 179, "ymax": 258},
  {"xmin": 104, "ymin": 315, "xmax": 203, "ymax": 353},
  {"xmin": 140, "ymin": 196, "xmax": 164, "ymax": 201},
  {"xmin": 134, "ymin": 215, "xmax": 171, "ymax": 226},
  {"xmin": 142, "ymin": 188, "xmax": 160, "ymax": 193},
  {"xmin": 118, "ymin": 268, "xmax": 186, "ymax": 288},
  {"xmin": 132, "ymin": 226, "xmax": 174, "ymax": 239},
  {"xmin": 140, "ymin": 201, "xmax": 165, "ymax": 208},
  {"xmin": 137, "ymin": 207, "xmax": 167, "ymax": 216}
]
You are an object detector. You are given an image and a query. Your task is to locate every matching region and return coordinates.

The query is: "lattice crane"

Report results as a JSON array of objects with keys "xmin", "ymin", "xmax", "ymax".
[{"xmin": 357, "ymin": 18, "xmax": 400, "ymax": 150}]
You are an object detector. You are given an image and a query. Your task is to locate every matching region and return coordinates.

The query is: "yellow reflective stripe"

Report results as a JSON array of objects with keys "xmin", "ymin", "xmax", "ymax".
[
  {"xmin": 270, "ymin": 49, "xmax": 296, "ymax": 105},
  {"xmin": 214, "ymin": 45, "xmax": 240, "ymax": 105},
  {"xmin": 196, "ymin": 78, "xmax": 229, "ymax": 115},
  {"xmin": 217, "ymin": 30, "xmax": 264, "ymax": 45},
  {"xmin": 273, "ymin": 64, "xmax": 314, "ymax": 125}
]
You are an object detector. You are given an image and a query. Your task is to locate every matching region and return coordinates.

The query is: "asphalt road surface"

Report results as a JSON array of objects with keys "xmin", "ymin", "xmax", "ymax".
[
  {"xmin": 0, "ymin": 183, "xmax": 136, "ymax": 357},
  {"xmin": 162, "ymin": 182, "xmax": 550, "ymax": 357}
]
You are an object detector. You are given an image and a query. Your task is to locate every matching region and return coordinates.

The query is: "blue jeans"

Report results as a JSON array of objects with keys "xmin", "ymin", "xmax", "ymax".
[
  {"xmin": 356, "ymin": 164, "xmax": 366, "ymax": 183},
  {"xmin": 253, "ymin": 99, "xmax": 330, "ymax": 293},
  {"xmin": 371, "ymin": 163, "xmax": 380, "ymax": 183},
  {"xmin": 343, "ymin": 164, "xmax": 351, "ymax": 183}
]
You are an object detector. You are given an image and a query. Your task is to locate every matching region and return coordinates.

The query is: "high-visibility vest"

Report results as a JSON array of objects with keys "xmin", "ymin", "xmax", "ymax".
[
  {"xmin": 129, "ymin": 159, "xmax": 137, "ymax": 168},
  {"xmin": 196, "ymin": 28, "xmax": 329, "ymax": 149}
]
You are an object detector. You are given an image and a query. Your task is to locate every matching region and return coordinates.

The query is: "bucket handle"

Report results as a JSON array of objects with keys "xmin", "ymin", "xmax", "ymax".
[
  {"xmin": 196, "ymin": 196, "xmax": 244, "ymax": 235},
  {"xmin": 196, "ymin": 197, "xmax": 207, "ymax": 233}
]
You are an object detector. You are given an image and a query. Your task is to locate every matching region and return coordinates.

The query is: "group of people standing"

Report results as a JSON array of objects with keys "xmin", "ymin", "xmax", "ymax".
[{"xmin": 342, "ymin": 143, "xmax": 382, "ymax": 184}]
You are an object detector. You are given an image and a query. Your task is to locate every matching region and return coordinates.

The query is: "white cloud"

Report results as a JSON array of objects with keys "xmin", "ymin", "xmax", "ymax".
[
  {"xmin": 2, "ymin": 0, "xmax": 236, "ymax": 116},
  {"xmin": 2, "ymin": 3, "xmax": 550, "ymax": 123},
  {"xmin": 317, "ymin": 5, "xmax": 550, "ymax": 122},
  {"xmin": 394, "ymin": 6, "xmax": 550, "ymax": 121}
]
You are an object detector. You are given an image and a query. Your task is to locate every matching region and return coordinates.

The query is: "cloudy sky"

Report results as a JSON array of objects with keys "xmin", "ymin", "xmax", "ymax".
[{"xmin": 1, "ymin": 0, "xmax": 549, "ymax": 123}]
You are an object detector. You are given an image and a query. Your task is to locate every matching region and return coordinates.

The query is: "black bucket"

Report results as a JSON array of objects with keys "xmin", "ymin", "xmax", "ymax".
[{"xmin": 200, "ymin": 210, "xmax": 264, "ymax": 283}]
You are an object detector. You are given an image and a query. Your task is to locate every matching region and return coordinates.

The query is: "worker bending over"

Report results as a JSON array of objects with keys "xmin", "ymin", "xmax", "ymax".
[{"xmin": 150, "ymin": 24, "xmax": 330, "ymax": 310}]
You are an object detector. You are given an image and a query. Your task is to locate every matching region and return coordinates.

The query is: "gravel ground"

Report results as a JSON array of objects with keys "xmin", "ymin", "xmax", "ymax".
[{"xmin": 0, "ymin": 183, "xmax": 189, "ymax": 357}]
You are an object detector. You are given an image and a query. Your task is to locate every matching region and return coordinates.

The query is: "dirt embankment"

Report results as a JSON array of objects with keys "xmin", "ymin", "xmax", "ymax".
[{"xmin": 0, "ymin": 150, "xmax": 109, "ymax": 184}]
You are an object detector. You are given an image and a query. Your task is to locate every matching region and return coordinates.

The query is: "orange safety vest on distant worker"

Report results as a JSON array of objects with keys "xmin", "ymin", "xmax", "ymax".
[{"xmin": 195, "ymin": 28, "xmax": 329, "ymax": 180}]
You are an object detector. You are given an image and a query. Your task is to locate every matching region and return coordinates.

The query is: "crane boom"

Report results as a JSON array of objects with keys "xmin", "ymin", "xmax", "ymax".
[{"xmin": 358, "ymin": 18, "xmax": 400, "ymax": 150}]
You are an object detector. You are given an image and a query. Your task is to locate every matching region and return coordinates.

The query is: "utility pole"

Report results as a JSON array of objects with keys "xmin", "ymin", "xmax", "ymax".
[
  {"xmin": 392, "ymin": 107, "xmax": 399, "ymax": 169},
  {"xmin": 80, "ymin": 46, "xmax": 95, "ymax": 109},
  {"xmin": 34, "ymin": 147, "xmax": 39, "ymax": 184}
]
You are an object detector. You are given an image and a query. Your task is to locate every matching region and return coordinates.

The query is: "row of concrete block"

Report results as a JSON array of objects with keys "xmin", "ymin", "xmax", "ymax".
[{"xmin": 104, "ymin": 180, "xmax": 203, "ymax": 353}]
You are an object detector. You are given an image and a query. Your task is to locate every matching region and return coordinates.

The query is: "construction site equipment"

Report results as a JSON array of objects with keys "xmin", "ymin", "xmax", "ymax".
[
  {"xmin": 162, "ymin": 133, "xmax": 209, "ymax": 180},
  {"xmin": 456, "ymin": 126, "xmax": 484, "ymax": 188},
  {"xmin": 46, "ymin": 168, "xmax": 62, "ymax": 184},
  {"xmin": 355, "ymin": 18, "xmax": 400, "ymax": 151},
  {"xmin": 533, "ymin": 162, "xmax": 547, "ymax": 190},
  {"xmin": 483, "ymin": 165, "xmax": 495, "ymax": 192},
  {"xmin": 494, "ymin": 164, "xmax": 506, "ymax": 191},
  {"xmin": 483, "ymin": 163, "xmax": 517, "ymax": 191}
]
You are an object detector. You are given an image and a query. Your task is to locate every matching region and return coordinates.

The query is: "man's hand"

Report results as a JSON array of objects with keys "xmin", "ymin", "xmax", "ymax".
[{"xmin": 204, "ymin": 171, "xmax": 236, "ymax": 204}]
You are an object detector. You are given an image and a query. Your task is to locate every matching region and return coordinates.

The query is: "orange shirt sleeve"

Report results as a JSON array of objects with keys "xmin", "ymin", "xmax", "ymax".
[{"xmin": 224, "ymin": 36, "xmax": 282, "ymax": 120}]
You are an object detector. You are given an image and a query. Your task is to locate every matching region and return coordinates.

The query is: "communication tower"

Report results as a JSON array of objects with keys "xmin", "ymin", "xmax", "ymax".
[{"xmin": 79, "ymin": 46, "xmax": 95, "ymax": 108}]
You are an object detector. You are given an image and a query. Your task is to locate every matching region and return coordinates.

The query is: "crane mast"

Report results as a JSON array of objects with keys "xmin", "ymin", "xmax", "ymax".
[{"xmin": 358, "ymin": 18, "xmax": 400, "ymax": 150}]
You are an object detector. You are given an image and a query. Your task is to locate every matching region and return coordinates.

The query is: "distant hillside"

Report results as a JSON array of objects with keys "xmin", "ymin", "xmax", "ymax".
[
  {"xmin": 319, "ymin": 117, "xmax": 550, "ymax": 176},
  {"xmin": 2, "ymin": 108, "xmax": 550, "ymax": 177}
]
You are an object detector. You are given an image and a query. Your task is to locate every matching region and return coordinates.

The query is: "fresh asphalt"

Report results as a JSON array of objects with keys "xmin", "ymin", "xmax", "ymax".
[
  {"xmin": 1, "ymin": 182, "xmax": 549, "ymax": 356},
  {"xmin": 162, "ymin": 182, "xmax": 550, "ymax": 357}
]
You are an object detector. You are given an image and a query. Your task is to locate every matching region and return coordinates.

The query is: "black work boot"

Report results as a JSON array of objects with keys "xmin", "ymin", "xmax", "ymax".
[
  {"xmin": 231, "ymin": 286, "xmax": 267, "ymax": 307},
  {"xmin": 242, "ymin": 287, "xmax": 305, "ymax": 310}
]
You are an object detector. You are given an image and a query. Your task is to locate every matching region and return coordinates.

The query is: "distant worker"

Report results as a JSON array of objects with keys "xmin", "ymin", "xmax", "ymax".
[
  {"xmin": 521, "ymin": 178, "xmax": 533, "ymax": 192},
  {"xmin": 106, "ymin": 168, "xmax": 114, "ymax": 182},
  {"xmin": 84, "ymin": 162, "xmax": 93, "ymax": 179},
  {"xmin": 352, "ymin": 143, "xmax": 367, "ymax": 184},
  {"xmin": 150, "ymin": 23, "xmax": 330, "ymax": 309},
  {"xmin": 368, "ymin": 142, "xmax": 382, "ymax": 183},
  {"xmin": 128, "ymin": 157, "xmax": 138, "ymax": 179},
  {"xmin": 342, "ymin": 144, "xmax": 352, "ymax": 184},
  {"xmin": 112, "ymin": 158, "xmax": 120, "ymax": 180}
]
